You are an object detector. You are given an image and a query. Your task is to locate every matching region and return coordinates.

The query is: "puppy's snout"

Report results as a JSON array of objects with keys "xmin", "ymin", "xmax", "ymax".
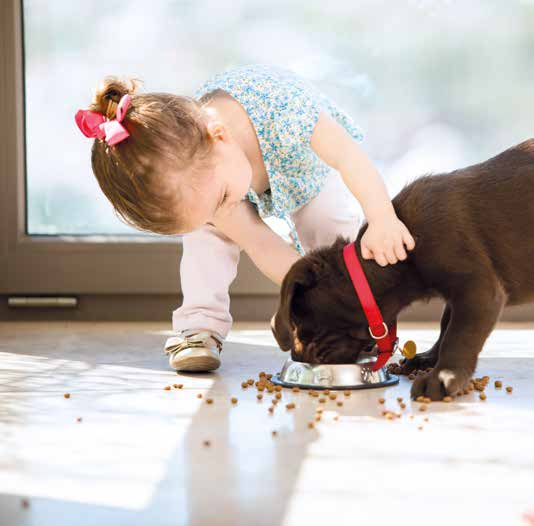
[{"xmin": 271, "ymin": 313, "xmax": 292, "ymax": 352}]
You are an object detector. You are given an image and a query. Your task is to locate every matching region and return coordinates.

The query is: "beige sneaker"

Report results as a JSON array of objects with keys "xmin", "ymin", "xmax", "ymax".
[{"xmin": 164, "ymin": 330, "xmax": 223, "ymax": 372}]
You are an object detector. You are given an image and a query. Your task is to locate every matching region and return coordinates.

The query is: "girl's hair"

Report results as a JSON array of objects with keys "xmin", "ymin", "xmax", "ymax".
[{"xmin": 89, "ymin": 76, "xmax": 215, "ymax": 234}]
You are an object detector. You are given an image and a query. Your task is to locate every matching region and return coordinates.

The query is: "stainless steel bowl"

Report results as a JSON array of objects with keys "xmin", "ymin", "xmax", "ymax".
[{"xmin": 271, "ymin": 355, "xmax": 399, "ymax": 390}]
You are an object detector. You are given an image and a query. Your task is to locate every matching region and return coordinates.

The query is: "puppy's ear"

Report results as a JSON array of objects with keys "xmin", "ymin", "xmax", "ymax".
[{"xmin": 272, "ymin": 263, "xmax": 317, "ymax": 352}]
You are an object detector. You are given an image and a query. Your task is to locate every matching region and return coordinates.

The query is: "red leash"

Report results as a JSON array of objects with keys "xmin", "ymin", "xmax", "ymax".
[{"xmin": 342, "ymin": 242, "xmax": 398, "ymax": 371}]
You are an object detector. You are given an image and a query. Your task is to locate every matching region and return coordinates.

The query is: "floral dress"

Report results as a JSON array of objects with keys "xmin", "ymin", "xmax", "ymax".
[{"xmin": 193, "ymin": 63, "xmax": 364, "ymax": 255}]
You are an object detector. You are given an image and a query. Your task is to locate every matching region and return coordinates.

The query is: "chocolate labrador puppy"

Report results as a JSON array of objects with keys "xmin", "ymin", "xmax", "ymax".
[{"xmin": 271, "ymin": 139, "xmax": 534, "ymax": 400}]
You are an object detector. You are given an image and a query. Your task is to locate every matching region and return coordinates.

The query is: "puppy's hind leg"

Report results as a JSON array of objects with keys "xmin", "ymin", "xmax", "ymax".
[
  {"xmin": 411, "ymin": 282, "xmax": 506, "ymax": 400},
  {"xmin": 399, "ymin": 303, "xmax": 451, "ymax": 374}
]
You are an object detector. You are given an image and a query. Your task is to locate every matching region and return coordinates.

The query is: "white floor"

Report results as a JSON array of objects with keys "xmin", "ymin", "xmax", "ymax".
[{"xmin": 1, "ymin": 321, "xmax": 534, "ymax": 526}]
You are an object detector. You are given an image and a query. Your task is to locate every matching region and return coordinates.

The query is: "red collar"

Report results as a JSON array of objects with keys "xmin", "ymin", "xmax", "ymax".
[{"xmin": 342, "ymin": 242, "xmax": 398, "ymax": 372}]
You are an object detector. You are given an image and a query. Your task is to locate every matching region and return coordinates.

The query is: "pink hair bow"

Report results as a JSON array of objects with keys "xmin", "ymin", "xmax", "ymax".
[{"xmin": 75, "ymin": 94, "xmax": 131, "ymax": 146}]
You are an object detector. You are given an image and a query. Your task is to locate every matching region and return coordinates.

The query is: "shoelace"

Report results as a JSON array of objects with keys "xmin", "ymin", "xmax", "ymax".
[{"xmin": 165, "ymin": 334, "xmax": 222, "ymax": 356}]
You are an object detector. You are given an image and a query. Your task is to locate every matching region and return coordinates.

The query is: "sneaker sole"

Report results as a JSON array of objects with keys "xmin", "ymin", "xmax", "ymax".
[{"xmin": 169, "ymin": 354, "xmax": 221, "ymax": 372}]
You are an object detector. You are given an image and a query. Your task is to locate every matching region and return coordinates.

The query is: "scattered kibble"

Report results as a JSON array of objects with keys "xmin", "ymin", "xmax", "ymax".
[
  {"xmin": 203, "ymin": 440, "xmax": 211, "ymax": 447},
  {"xmin": 257, "ymin": 394, "xmax": 263, "ymax": 401},
  {"xmin": 337, "ymin": 401, "xmax": 343, "ymax": 407},
  {"xmin": 397, "ymin": 397, "xmax": 403, "ymax": 403},
  {"xmin": 333, "ymin": 415, "xmax": 339, "ymax": 421},
  {"xmin": 272, "ymin": 398, "xmax": 278, "ymax": 405},
  {"xmin": 378, "ymin": 397, "xmax": 386, "ymax": 404},
  {"xmin": 424, "ymin": 417, "xmax": 429, "ymax": 422},
  {"xmin": 344, "ymin": 390, "xmax": 351, "ymax": 396},
  {"xmin": 400, "ymin": 402, "xmax": 407, "ymax": 410},
  {"xmin": 418, "ymin": 426, "xmax": 423, "ymax": 431},
  {"xmin": 266, "ymin": 374, "xmax": 273, "ymax": 380},
  {"xmin": 385, "ymin": 413, "xmax": 395, "ymax": 420},
  {"xmin": 419, "ymin": 404, "xmax": 428, "ymax": 412},
  {"xmin": 443, "ymin": 396, "xmax": 453, "ymax": 403},
  {"xmin": 329, "ymin": 393, "xmax": 337, "ymax": 400},
  {"xmin": 206, "ymin": 398, "xmax": 214, "ymax": 404},
  {"xmin": 76, "ymin": 417, "xmax": 82, "ymax": 423},
  {"xmin": 416, "ymin": 396, "xmax": 425, "ymax": 403},
  {"xmin": 316, "ymin": 406, "xmax": 324, "ymax": 414},
  {"xmin": 268, "ymin": 407, "xmax": 274, "ymax": 414},
  {"xmin": 479, "ymin": 393, "xmax": 487, "ymax": 401},
  {"xmin": 311, "ymin": 391, "xmax": 319, "ymax": 398},
  {"xmin": 308, "ymin": 422, "xmax": 315, "ymax": 429},
  {"xmin": 197, "ymin": 393, "xmax": 203, "ymax": 399},
  {"xmin": 506, "ymin": 386, "xmax": 513, "ymax": 393},
  {"xmin": 318, "ymin": 397, "xmax": 326, "ymax": 403},
  {"xmin": 275, "ymin": 392, "xmax": 282, "ymax": 400},
  {"xmin": 259, "ymin": 371, "xmax": 266, "ymax": 378},
  {"xmin": 63, "ymin": 393, "xmax": 71, "ymax": 399},
  {"xmin": 286, "ymin": 403, "xmax": 296, "ymax": 410},
  {"xmin": 495, "ymin": 381, "xmax": 502, "ymax": 389},
  {"xmin": 292, "ymin": 387, "xmax": 300, "ymax": 393},
  {"xmin": 241, "ymin": 382, "xmax": 248, "ymax": 389},
  {"xmin": 173, "ymin": 384, "xmax": 179, "ymax": 388},
  {"xmin": 231, "ymin": 397, "xmax": 238, "ymax": 404},
  {"xmin": 324, "ymin": 390, "xmax": 330, "ymax": 395},
  {"xmin": 315, "ymin": 414, "xmax": 322, "ymax": 421},
  {"xmin": 275, "ymin": 385, "xmax": 282, "ymax": 392},
  {"xmin": 271, "ymin": 430, "xmax": 277, "ymax": 437},
  {"xmin": 247, "ymin": 379, "xmax": 254, "ymax": 386}
]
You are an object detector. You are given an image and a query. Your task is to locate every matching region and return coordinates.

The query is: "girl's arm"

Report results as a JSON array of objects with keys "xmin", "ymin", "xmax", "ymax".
[
  {"xmin": 211, "ymin": 200, "xmax": 300, "ymax": 285},
  {"xmin": 310, "ymin": 111, "xmax": 415, "ymax": 266}
]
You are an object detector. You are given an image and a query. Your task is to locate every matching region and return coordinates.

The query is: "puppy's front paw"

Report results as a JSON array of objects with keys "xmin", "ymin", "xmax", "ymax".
[
  {"xmin": 410, "ymin": 368, "xmax": 472, "ymax": 401},
  {"xmin": 398, "ymin": 347, "xmax": 439, "ymax": 375}
]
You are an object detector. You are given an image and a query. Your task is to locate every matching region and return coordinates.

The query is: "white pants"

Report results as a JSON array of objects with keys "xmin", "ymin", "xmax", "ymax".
[{"xmin": 172, "ymin": 170, "xmax": 364, "ymax": 339}]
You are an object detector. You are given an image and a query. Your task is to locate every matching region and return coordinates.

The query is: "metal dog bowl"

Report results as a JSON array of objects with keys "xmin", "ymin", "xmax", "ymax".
[{"xmin": 271, "ymin": 355, "xmax": 399, "ymax": 391}]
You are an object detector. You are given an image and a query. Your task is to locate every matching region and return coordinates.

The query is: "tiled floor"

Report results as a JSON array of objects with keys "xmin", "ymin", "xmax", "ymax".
[{"xmin": 1, "ymin": 321, "xmax": 534, "ymax": 526}]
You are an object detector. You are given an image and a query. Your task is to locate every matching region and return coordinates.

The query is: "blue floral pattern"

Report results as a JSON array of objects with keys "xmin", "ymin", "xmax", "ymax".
[{"xmin": 194, "ymin": 63, "xmax": 364, "ymax": 254}]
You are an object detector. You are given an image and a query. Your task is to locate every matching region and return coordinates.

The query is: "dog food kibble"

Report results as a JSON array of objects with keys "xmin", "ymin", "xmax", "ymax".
[
  {"xmin": 315, "ymin": 414, "xmax": 322, "ymax": 421},
  {"xmin": 163, "ymin": 385, "xmax": 171, "ymax": 391},
  {"xmin": 385, "ymin": 413, "xmax": 395, "ymax": 420},
  {"xmin": 206, "ymin": 398, "xmax": 214, "ymax": 404},
  {"xmin": 418, "ymin": 426, "xmax": 423, "ymax": 431},
  {"xmin": 419, "ymin": 404, "xmax": 428, "ymax": 412},
  {"xmin": 259, "ymin": 371, "xmax": 266, "ymax": 378},
  {"xmin": 273, "ymin": 398, "xmax": 279, "ymax": 405},
  {"xmin": 316, "ymin": 406, "xmax": 324, "ymax": 413},
  {"xmin": 241, "ymin": 382, "xmax": 248, "ymax": 389},
  {"xmin": 266, "ymin": 374, "xmax": 273, "ymax": 380},
  {"xmin": 247, "ymin": 379, "xmax": 254, "ymax": 386},
  {"xmin": 173, "ymin": 384, "xmax": 179, "ymax": 388},
  {"xmin": 271, "ymin": 430, "xmax": 277, "ymax": 437},
  {"xmin": 197, "ymin": 393, "xmax": 203, "ymax": 399},
  {"xmin": 231, "ymin": 397, "xmax": 238, "ymax": 404},
  {"xmin": 333, "ymin": 415, "xmax": 339, "ymax": 421},
  {"xmin": 424, "ymin": 417, "xmax": 429, "ymax": 422},
  {"xmin": 76, "ymin": 417, "xmax": 82, "ymax": 423},
  {"xmin": 267, "ymin": 387, "xmax": 275, "ymax": 394},
  {"xmin": 308, "ymin": 422, "xmax": 315, "ymax": 429},
  {"xmin": 64, "ymin": 393, "xmax": 71, "ymax": 399},
  {"xmin": 286, "ymin": 403, "xmax": 296, "ymax": 410},
  {"xmin": 344, "ymin": 390, "xmax": 351, "ymax": 396},
  {"xmin": 409, "ymin": 414, "xmax": 414, "ymax": 420},
  {"xmin": 312, "ymin": 391, "xmax": 319, "ymax": 398},
  {"xmin": 318, "ymin": 397, "xmax": 326, "ymax": 403},
  {"xmin": 494, "ymin": 380, "xmax": 502, "ymax": 388},
  {"xmin": 506, "ymin": 386, "xmax": 513, "ymax": 393},
  {"xmin": 292, "ymin": 387, "xmax": 300, "ymax": 393},
  {"xmin": 268, "ymin": 407, "xmax": 274, "ymax": 414},
  {"xmin": 257, "ymin": 394, "xmax": 263, "ymax": 401},
  {"xmin": 416, "ymin": 396, "xmax": 425, "ymax": 403},
  {"xmin": 400, "ymin": 402, "xmax": 407, "ymax": 409},
  {"xmin": 397, "ymin": 397, "xmax": 403, "ymax": 403},
  {"xmin": 203, "ymin": 440, "xmax": 211, "ymax": 447},
  {"xmin": 275, "ymin": 385, "xmax": 282, "ymax": 392},
  {"xmin": 479, "ymin": 393, "xmax": 487, "ymax": 401},
  {"xmin": 324, "ymin": 390, "xmax": 330, "ymax": 395},
  {"xmin": 329, "ymin": 393, "xmax": 337, "ymax": 400},
  {"xmin": 257, "ymin": 385, "xmax": 265, "ymax": 392},
  {"xmin": 337, "ymin": 401, "xmax": 343, "ymax": 407},
  {"xmin": 378, "ymin": 398, "xmax": 386, "ymax": 404},
  {"xmin": 443, "ymin": 396, "xmax": 453, "ymax": 403},
  {"xmin": 275, "ymin": 392, "xmax": 282, "ymax": 400}
]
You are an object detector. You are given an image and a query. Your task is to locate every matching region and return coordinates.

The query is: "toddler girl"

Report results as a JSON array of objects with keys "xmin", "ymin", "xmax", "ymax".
[{"xmin": 75, "ymin": 63, "xmax": 415, "ymax": 372}]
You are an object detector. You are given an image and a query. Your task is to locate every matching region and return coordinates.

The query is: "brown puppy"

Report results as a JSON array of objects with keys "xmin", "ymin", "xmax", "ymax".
[{"xmin": 271, "ymin": 139, "xmax": 534, "ymax": 400}]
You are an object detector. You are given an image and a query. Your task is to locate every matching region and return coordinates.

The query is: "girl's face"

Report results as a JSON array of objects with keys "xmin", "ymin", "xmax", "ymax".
[{"xmin": 178, "ymin": 121, "xmax": 253, "ymax": 233}]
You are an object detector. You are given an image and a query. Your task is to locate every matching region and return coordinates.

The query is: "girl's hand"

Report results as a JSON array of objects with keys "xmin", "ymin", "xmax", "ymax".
[{"xmin": 360, "ymin": 215, "xmax": 416, "ymax": 266}]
